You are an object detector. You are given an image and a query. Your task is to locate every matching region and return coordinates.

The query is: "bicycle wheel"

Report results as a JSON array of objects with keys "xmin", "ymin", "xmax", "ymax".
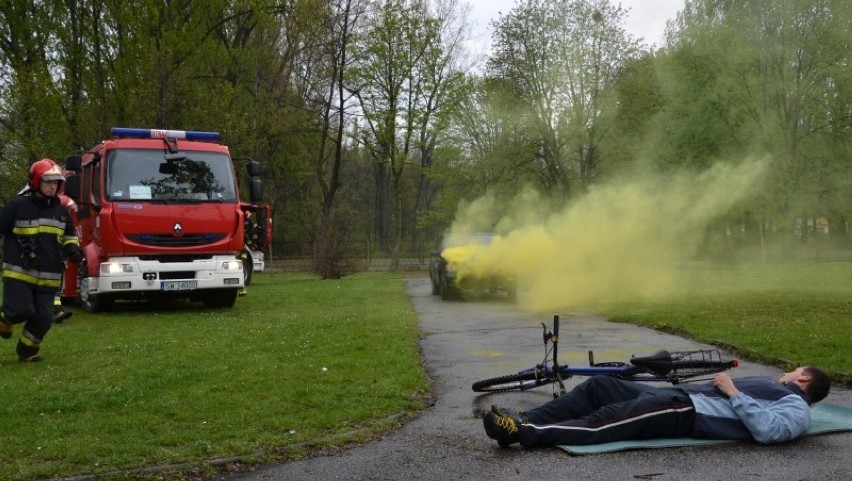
[{"xmin": 472, "ymin": 371, "xmax": 541, "ymax": 393}]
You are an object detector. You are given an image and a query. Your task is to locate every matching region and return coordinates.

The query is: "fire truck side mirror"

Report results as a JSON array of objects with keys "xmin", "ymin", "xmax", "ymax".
[
  {"xmin": 64, "ymin": 175, "xmax": 80, "ymax": 199},
  {"xmin": 248, "ymin": 178, "xmax": 263, "ymax": 203},
  {"xmin": 246, "ymin": 160, "xmax": 262, "ymax": 177},
  {"xmin": 65, "ymin": 154, "xmax": 82, "ymax": 172}
]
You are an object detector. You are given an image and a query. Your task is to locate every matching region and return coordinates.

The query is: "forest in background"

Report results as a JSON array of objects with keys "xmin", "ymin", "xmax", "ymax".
[{"xmin": 1, "ymin": 0, "xmax": 851, "ymax": 277}]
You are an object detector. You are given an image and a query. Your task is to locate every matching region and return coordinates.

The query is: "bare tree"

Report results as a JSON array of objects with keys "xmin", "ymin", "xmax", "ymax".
[
  {"xmin": 349, "ymin": 0, "xmax": 458, "ymax": 269},
  {"xmin": 311, "ymin": 0, "xmax": 365, "ymax": 278},
  {"xmin": 488, "ymin": 0, "xmax": 640, "ymax": 196}
]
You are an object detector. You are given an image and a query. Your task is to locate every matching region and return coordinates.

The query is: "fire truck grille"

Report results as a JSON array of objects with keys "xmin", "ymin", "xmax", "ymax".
[
  {"xmin": 126, "ymin": 233, "xmax": 227, "ymax": 247},
  {"xmin": 138, "ymin": 255, "xmax": 213, "ymax": 262}
]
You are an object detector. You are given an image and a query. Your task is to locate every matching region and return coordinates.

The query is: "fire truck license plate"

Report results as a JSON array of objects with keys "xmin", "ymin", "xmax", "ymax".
[{"xmin": 161, "ymin": 280, "xmax": 197, "ymax": 291}]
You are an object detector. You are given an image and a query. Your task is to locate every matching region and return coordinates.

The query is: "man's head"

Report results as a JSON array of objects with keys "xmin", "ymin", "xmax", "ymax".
[
  {"xmin": 780, "ymin": 366, "xmax": 831, "ymax": 404},
  {"xmin": 28, "ymin": 158, "xmax": 64, "ymax": 198}
]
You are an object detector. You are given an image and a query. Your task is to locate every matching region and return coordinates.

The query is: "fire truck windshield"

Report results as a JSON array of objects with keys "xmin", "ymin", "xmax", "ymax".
[{"xmin": 106, "ymin": 149, "xmax": 238, "ymax": 202}]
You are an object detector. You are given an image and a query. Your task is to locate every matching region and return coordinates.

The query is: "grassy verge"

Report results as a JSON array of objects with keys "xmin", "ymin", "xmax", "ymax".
[
  {"xmin": 0, "ymin": 272, "xmax": 429, "ymax": 481},
  {"xmin": 597, "ymin": 262, "xmax": 852, "ymax": 383}
]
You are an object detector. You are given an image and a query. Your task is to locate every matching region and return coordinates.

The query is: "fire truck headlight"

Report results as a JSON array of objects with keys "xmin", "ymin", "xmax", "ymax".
[
  {"xmin": 220, "ymin": 260, "xmax": 243, "ymax": 271},
  {"xmin": 101, "ymin": 262, "xmax": 136, "ymax": 275}
]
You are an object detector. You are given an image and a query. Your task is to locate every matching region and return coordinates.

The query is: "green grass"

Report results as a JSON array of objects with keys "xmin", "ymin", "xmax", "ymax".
[
  {"xmin": 597, "ymin": 262, "xmax": 852, "ymax": 382},
  {"xmin": 0, "ymin": 272, "xmax": 429, "ymax": 481}
]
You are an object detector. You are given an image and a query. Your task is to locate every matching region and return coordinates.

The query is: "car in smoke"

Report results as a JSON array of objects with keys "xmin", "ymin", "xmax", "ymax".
[{"xmin": 429, "ymin": 232, "xmax": 517, "ymax": 301}]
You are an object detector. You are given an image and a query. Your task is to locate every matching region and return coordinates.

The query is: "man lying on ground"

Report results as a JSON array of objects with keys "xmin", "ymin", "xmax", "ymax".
[{"xmin": 483, "ymin": 367, "xmax": 831, "ymax": 448}]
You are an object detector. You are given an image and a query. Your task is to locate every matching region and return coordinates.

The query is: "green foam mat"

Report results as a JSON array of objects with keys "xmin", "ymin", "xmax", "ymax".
[{"xmin": 558, "ymin": 402, "xmax": 852, "ymax": 455}]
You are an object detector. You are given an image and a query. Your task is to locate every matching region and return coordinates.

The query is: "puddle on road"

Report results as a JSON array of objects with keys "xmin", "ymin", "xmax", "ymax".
[{"xmin": 470, "ymin": 350, "xmax": 503, "ymax": 357}]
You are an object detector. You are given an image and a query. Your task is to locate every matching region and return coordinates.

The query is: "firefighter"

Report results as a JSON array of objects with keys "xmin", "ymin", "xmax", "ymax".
[
  {"xmin": 53, "ymin": 192, "xmax": 78, "ymax": 323},
  {"xmin": 245, "ymin": 210, "xmax": 261, "ymax": 251},
  {"xmin": 238, "ymin": 210, "xmax": 260, "ymax": 297},
  {"xmin": 0, "ymin": 159, "xmax": 82, "ymax": 362}
]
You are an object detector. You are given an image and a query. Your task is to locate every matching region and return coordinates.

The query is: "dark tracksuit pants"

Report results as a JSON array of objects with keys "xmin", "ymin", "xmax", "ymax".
[{"xmin": 518, "ymin": 376, "xmax": 695, "ymax": 447}]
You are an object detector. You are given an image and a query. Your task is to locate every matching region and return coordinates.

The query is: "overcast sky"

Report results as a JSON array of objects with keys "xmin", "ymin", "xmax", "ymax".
[{"xmin": 466, "ymin": 0, "xmax": 686, "ymax": 56}]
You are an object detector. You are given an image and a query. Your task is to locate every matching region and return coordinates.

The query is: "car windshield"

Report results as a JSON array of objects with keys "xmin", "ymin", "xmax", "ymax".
[
  {"xmin": 440, "ymin": 233, "xmax": 495, "ymax": 250},
  {"xmin": 106, "ymin": 149, "xmax": 237, "ymax": 202}
]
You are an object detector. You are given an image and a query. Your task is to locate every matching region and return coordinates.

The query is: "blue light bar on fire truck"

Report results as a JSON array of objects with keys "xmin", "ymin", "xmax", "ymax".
[{"xmin": 110, "ymin": 127, "xmax": 221, "ymax": 142}]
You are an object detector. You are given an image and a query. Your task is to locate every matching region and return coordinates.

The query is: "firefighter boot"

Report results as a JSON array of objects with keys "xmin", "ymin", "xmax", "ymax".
[
  {"xmin": 0, "ymin": 311, "xmax": 11, "ymax": 340},
  {"xmin": 17, "ymin": 336, "xmax": 43, "ymax": 362},
  {"xmin": 54, "ymin": 308, "xmax": 73, "ymax": 324},
  {"xmin": 54, "ymin": 293, "xmax": 72, "ymax": 323}
]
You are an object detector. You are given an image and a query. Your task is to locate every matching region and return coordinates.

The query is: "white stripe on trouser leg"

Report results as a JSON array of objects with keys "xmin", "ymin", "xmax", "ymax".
[{"xmin": 528, "ymin": 405, "xmax": 695, "ymax": 434}]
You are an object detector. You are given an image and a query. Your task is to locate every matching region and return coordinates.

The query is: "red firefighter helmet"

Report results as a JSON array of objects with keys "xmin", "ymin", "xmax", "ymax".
[{"xmin": 28, "ymin": 158, "xmax": 65, "ymax": 190}]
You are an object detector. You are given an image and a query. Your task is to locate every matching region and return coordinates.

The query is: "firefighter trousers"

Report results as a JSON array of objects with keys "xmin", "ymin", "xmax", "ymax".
[{"xmin": 2, "ymin": 279, "xmax": 55, "ymax": 358}]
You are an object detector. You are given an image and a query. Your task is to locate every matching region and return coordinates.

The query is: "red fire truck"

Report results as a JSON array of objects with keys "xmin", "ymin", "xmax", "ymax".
[{"xmin": 61, "ymin": 127, "xmax": 263, "ymax": 311}]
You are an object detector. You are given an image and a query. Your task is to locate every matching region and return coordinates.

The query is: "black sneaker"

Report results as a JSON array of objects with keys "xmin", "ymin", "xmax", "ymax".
[
  {"xmin": 491, "ymin": 405, "xmax": 529, "ymax": 423},
  {"xmin": 483, "ymin": 411, "xmax": 521, "ymax": 447},
  {"xmin": 19, "ymin": 354, "xmax": 43, "ymax": 363}
]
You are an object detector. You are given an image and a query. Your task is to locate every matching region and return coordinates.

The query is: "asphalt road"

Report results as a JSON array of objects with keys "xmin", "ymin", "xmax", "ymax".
[{"xmin": 224, "ymin": 276, "xmax": 852, "ymax": 481}]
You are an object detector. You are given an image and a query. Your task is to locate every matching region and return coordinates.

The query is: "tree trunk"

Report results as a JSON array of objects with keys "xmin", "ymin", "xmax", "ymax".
[
  {"xmin": 374, "ymin": 163, "xmax": 390, "ymax": 253},
  {"xmin": 391, "ymin": 171, "xmax": 403, "ymax": 271}
]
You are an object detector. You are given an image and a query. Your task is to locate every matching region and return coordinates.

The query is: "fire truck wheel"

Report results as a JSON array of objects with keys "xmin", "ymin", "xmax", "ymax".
[{"xmin": 203, "ymin": 288, "xmax": 239, "ymax": 308}]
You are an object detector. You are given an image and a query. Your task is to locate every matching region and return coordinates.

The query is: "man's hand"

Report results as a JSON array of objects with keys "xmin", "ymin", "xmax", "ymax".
[{"xmin": 714, "ymin": 372, "xmax": 740, "ymax": 397}]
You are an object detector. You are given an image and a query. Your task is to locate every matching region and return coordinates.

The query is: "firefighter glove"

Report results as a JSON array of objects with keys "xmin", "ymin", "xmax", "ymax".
[{"xmin": 65, "ymin": 244, "xmax": 83, "ymax": 263}]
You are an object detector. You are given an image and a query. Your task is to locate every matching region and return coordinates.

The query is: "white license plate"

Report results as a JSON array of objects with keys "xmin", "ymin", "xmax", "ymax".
[{"xmin": 161, "ymin": 280, "xmax": 197, "ymax": 291}]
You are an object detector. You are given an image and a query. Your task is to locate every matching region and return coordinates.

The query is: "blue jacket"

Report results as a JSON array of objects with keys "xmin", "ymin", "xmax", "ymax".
[{"xmin": 678, "ymin": 377, "xmax": 811, "ymax": 444}]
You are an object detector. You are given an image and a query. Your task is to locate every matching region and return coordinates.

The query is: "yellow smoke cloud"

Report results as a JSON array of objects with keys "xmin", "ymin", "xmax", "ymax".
[
  {"xmin": 441, "ymin": 245, "xmax": 481, "ymax": 277},
  {"xmin": 447, "ymin": 159, "xmax": 768, "ymax": 311}
]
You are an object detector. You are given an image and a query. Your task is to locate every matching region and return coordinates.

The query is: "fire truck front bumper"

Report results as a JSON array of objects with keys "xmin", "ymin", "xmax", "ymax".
[{"xmin": 91, "ymin": 256, "xmax": 245, "ymax": 294}]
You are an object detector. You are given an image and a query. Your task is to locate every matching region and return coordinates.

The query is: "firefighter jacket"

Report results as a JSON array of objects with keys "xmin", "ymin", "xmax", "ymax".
[{"xmin": 0, "ymin": 193, "xmax": 80, "ymax": 290}]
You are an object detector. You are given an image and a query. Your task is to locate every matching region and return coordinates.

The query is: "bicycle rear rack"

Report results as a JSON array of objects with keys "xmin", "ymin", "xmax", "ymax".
[{"xmin": 668, "ymin": 349, "xmax": 735, "ymax": 380}]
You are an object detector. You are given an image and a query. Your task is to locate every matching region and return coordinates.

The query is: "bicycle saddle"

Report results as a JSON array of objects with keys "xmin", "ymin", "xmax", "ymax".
[{"xmin": 630, "ymin": 350, "xmax": 673, "ymax": 376}]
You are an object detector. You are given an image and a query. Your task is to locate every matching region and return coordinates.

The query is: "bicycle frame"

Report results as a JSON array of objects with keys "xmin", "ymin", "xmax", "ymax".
[
  {"xmin": 516, "ymin": 315, "xmax": 656, "ymax": 395},
  {"xmin": 471, "ymin": 315, "xmax": 737, "ymax": 395}
]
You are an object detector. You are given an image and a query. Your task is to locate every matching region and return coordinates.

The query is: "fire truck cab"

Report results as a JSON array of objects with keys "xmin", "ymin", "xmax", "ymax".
[{"xmin": 62, "ymin": 127, "xmax": 262, "ymax": 311}]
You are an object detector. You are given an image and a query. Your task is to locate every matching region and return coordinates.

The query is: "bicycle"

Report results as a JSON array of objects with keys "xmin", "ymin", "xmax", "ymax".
[{"xmin": 472, "ymin": 315, "xmax": 738, "ymax": 395}]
